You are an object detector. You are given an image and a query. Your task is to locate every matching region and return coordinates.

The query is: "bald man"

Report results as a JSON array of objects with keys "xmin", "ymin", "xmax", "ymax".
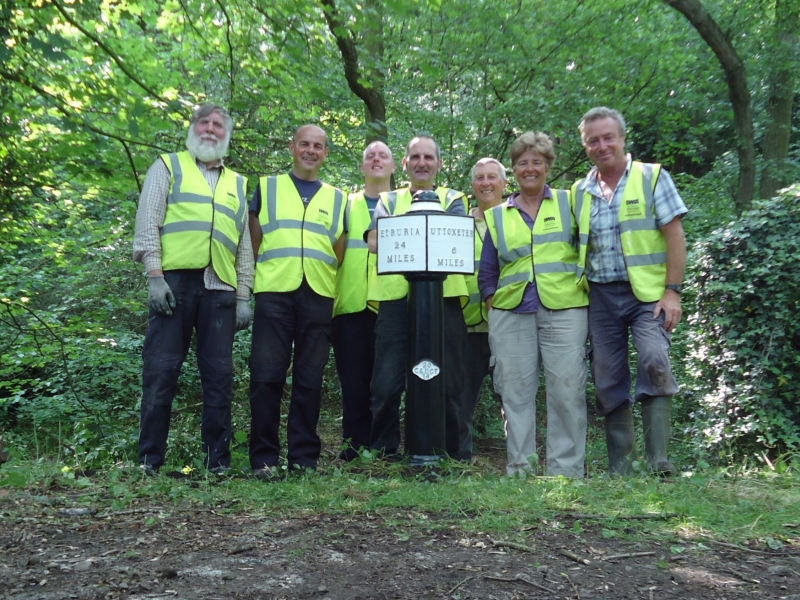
[
  {"xmin": 248, "ymin": 124, "xmax": 347, "ymax": 478},
  {"xmin": 332, "ymin": 141, "xmax": 396, "ymax": 460}
]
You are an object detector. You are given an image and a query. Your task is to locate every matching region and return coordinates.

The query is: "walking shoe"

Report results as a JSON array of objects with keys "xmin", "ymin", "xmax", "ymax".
[
  {"xmin": 252, "ymin": 467, "xmax": 281, "ymax": 481},
  {"xmin": 209, "ymin": 466, "xmax": 232, "ymax": 477}
]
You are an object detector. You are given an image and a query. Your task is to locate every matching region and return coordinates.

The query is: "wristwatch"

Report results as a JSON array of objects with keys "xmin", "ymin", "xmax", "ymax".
[{"xmin": 666, "ymin": 283, "xmax": 682, "ymax": 294}]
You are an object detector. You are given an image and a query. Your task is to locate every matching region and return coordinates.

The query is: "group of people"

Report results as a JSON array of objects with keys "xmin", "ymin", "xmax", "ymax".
[{"xmin": 133, "ymin": 102, "xmax": 687, "ymax": 479}]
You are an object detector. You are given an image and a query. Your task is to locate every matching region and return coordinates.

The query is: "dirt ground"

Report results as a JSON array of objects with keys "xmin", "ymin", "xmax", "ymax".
[
  {"xmin": 2, "ymin": 441, "xmax": 800, "ymax": 600},
  {"xmin": 2, "ymin": 497, "xmax": 800, "ymax": 600}
]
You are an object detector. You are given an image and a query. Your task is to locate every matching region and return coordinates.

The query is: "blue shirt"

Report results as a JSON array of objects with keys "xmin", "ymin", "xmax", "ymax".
[
  {"xmin": 365, "ymin": 194, "xmax": 380, "ymax": 221},
  {"xmin": 249, "ymin": 172, "xmax": 324, "ymax": 214}
]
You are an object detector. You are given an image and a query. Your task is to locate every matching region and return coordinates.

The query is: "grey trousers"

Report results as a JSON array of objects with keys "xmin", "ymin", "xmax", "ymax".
[{"xmin": 488, "ymin": 307, "xmax": 588, "ymax": 477}]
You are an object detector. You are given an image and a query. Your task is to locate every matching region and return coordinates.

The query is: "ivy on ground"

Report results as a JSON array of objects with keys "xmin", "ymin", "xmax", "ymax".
[{"xmin": 685, "ymin": 185, "xmax": 800, "ymax": 458}]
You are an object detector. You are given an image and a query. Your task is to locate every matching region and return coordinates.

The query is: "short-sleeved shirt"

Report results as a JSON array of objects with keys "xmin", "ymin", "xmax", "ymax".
[{"xmin": 575, "ymin": 155, "xmax": 688, "ymax": 283}]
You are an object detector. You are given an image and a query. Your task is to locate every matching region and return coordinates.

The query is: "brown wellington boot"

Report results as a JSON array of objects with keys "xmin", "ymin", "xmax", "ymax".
[
  {"xmin": 604, "ymin": 406, "xmax": 634, "ymax": 476},
  {"xmin": 641, "ymin": 396, "xmax": 678, "ymax": 476}
]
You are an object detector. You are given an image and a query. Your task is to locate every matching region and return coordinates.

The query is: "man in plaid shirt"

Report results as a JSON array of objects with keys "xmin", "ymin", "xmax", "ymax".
[
  {"xmin": 571, "ymin": 107, "xmax": 688, "ymax": 476},
  {"xmin": 133, "ymin": 103, "xmax": 253, "ymax": 475}
]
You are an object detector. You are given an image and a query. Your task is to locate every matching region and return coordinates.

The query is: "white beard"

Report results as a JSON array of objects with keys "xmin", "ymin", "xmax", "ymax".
[{"xmin": 185, "ymin": 127, "xmax": 230, "ymax": 163}]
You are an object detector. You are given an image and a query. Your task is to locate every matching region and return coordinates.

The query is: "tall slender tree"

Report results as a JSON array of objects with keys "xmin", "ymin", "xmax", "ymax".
[
  {"xmin": 760, "ymin": 0, "xmax": 800, "ymax": 199},
  {"xmin": 663, "ymin": 0, "xmax": 756, "ymax": 214}
]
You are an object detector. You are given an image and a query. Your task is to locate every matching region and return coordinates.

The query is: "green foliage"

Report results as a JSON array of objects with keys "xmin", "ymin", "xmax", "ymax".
[
  {"xmin": 673, "ymin": 155, "xmax": 738, "ymax": 242},
  {"xmin": 472, "ymin": 380, "xmax": 505, "ymax": 440},
  {"xmin": 0, "ymin": 0, "xmax": 798, "ymax": 470},
  {"xmin": 684, "ymin": 185, "xmax": 800, "ymax": 456},
  {"xmin": 0, "ymin": 184, "xmax": 144, "ymax": 464}
]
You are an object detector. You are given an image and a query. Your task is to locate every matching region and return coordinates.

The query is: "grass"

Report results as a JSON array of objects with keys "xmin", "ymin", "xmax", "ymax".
[
  {"xmin": 2, "ymin": 363, "xmax": 798, "ymax": 552},
  {"xmin": 1, "ymin": 454, "xmax": 798, "ymax": 552}
]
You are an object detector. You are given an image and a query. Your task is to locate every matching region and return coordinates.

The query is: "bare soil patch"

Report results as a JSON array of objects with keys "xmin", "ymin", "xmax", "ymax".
[
  {"xmin": 3, "ymin": 435, "xmax": 799, "ymax": 599},
  {"xmin": 2, "ymin": 473, "xmax": 799, "ymax": 600}
]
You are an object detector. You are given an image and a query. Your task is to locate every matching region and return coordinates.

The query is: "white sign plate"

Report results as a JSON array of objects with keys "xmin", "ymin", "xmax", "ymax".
[
  {"xmin": 426, "ymin": 214, "xmax": 475, "ymax": 274},
  {"xmin": 377, "ymin": 213, "xmax": 475, "ymax": 275},
  {"xmin": 376, "ymin": 214, "xmax": 427, "ymax": 274}
]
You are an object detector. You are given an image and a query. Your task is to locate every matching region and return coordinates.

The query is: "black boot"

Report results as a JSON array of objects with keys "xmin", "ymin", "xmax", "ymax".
[
  {"xmin": 605, "ymin": 406, "xmax": 634, "ymax": 476},
  {"xmin": 641, "ymin": 396, "xmax": 678, "ymax": 476}
]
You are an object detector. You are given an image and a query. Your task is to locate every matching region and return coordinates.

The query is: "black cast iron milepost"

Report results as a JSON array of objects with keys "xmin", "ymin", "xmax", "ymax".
[{"xmin": 375, "ymin": 190, "xmax": 475, "ymax": 466}]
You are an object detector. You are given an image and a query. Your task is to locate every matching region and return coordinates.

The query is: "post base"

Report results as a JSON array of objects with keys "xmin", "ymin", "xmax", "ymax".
[{"xmin": 407, "ymin": 454, "xmax": 442, "ymax": 467}]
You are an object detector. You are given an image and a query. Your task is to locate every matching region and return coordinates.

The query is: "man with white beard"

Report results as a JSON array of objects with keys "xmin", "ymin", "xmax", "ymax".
[{"xmin": 133, "ymin": 103, "xmax": 253, "ymax": 475}]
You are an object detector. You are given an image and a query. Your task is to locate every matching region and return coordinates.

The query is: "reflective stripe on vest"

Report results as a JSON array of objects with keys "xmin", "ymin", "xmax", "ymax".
[
  {"xmin": 367, "ymin": 187, "xmax": 469, "ymax": 306},
  {"xmin": 485, "ymin": 189, "xmax": 587, "ymax": 311},
  {"xmin": 254, "ymin": 174, "xmax": 345, "ymax": 297},
  {"xmin": 463, "ymin": 217, "xmax": 489, "ymax": 326},
  {"xmin": 573, "ymin": 162, "xmax": 665, "ymax": 302},
  {"xmin": 160, "ymin": 151, "xmax": 247, "ymax": 288},
  {"xmin": 334, "ymin": 192, "xmax": 376, "ymax": 316}
]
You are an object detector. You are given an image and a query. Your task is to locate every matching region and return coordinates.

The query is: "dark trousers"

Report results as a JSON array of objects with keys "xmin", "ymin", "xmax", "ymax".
[
  {"xmin": 369, "ymin": 297, "xmax": 467, "ymax": 457},
  {"xmin": 332, "ymin": 309, "xmax": 377, "ymax": 460},
  {"xmin": 139, "ymin": 269, "xmax": 237, "ymax": 470},
  {"xmin": 458, "ymin": 331, "xmax": 493, "ymax": 460},
  {"xmin": 249, "ymin": 280, "xmax": 334, "ymax": 470},
  {"xmin": 588, "ymin": 281, "xmax": 678, "ymax": 416}
]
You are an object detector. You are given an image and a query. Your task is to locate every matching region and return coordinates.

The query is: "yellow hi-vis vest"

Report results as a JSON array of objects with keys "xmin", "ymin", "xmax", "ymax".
[
  {"xmin": 333, "ymin": 192, "xmax": 376, "ymax": 316},
  {"xmin": 484, "ymin": 189, "xmax": 588, "ymax": 311},
  {"xmin": 367, "ymin": 187, "xmax": 469, "ymax": 306},
  {"xmin": 572, "ymin": 161, "xmax": 665, "ymax": 302},
  {"xmin": 253, "ymin": 174, "xmax": 345, "ymax": 298},
  {"xmin": 463, "ymin": 213, "xmax": 489, "ymax": 326},
  {"xmin": 160, "ymin": 151, "xmax": 247, "ymax": 288}
]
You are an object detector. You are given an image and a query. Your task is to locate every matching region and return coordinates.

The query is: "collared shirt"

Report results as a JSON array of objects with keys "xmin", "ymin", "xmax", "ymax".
[
  {"xmin": 133, "ymin": 155, "xmax": 254, "ymax": 298},
  {"xmin": 575, "ymin": 155, "xmax": 688, "ymax": 283},
  {"xmin": 478, "ymin": 190, "xmax": 545, "ymax": 314}
]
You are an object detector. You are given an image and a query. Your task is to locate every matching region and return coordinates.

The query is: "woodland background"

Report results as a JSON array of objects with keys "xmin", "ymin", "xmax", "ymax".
[{"xmin": 1, "ymin": 0, "xmax": 799, "ymax": 471}]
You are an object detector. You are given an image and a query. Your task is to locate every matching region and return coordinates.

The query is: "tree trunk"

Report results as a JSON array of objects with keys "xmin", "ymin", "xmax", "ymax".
[
  {"xmin": 662, "ymin": 0, "xmax": 755, "ymax": 214},
  {"xmin": 760, "ymin": 0, "xmax": 799, "ymax": 200},
  {"xmin": 321, "ymin": 0, "xmax": 388, "ymax": 143}
]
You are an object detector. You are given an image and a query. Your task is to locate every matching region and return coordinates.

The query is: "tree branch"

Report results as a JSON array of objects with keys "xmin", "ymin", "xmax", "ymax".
[
  {"xmin": 662, "ymin": 0, "xmax": 755, "ymax": 213},
  {"xmin": 0, "ymin": 300, "xmax": 114, "ymax": 435},
  {"xmin": 320, "ymin": 0, "xmax": 387, "ymax": 140},
  {"xmin": 0, "ymin": 69, "xmax": 165, "ymax": 151},
  {"xmin": 215, "ymin": 0, "xmax": 236, "ymax": 96},
  {"xmin": 50, "ymin": 0, "xmax": 167, "ymax": 103},
  {"xmin": 121, "ymin": 139, "xmax": 141, "ymax": 194}
]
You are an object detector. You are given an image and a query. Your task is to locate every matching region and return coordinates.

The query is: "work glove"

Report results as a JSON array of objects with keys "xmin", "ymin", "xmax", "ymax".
[
  {"xmin": 236, "ymin": 298, "xmax": 252, "ymax": 331},
  {"xmin": 147, "ymin": 275, "xmax": 176, "ymax": 316}
]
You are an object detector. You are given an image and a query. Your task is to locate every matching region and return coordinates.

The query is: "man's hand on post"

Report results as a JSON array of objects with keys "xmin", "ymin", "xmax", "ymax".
[
  {"xmin": 653, "ymin": 289, "xmax": 682, "ymax": 333},
  {"xmin": 147, "ymin": 275, "xmax": 176, "ymax": 315},
  {"xmin": 236, "ymin": 298, "xmax": 252, "ymax": 331}
]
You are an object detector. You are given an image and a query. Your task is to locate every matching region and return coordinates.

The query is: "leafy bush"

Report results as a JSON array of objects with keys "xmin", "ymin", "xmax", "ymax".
[
  {"xmin": 673, "ymin": 153, "xmax": 738, "ymax": 242},
  {"xmin": 0, "ymin": 188, "xmax": 146, "ymax": 464},
  {"xmin": 684, "ymin": 185, "xmax": 800, "ymax": 457}
]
